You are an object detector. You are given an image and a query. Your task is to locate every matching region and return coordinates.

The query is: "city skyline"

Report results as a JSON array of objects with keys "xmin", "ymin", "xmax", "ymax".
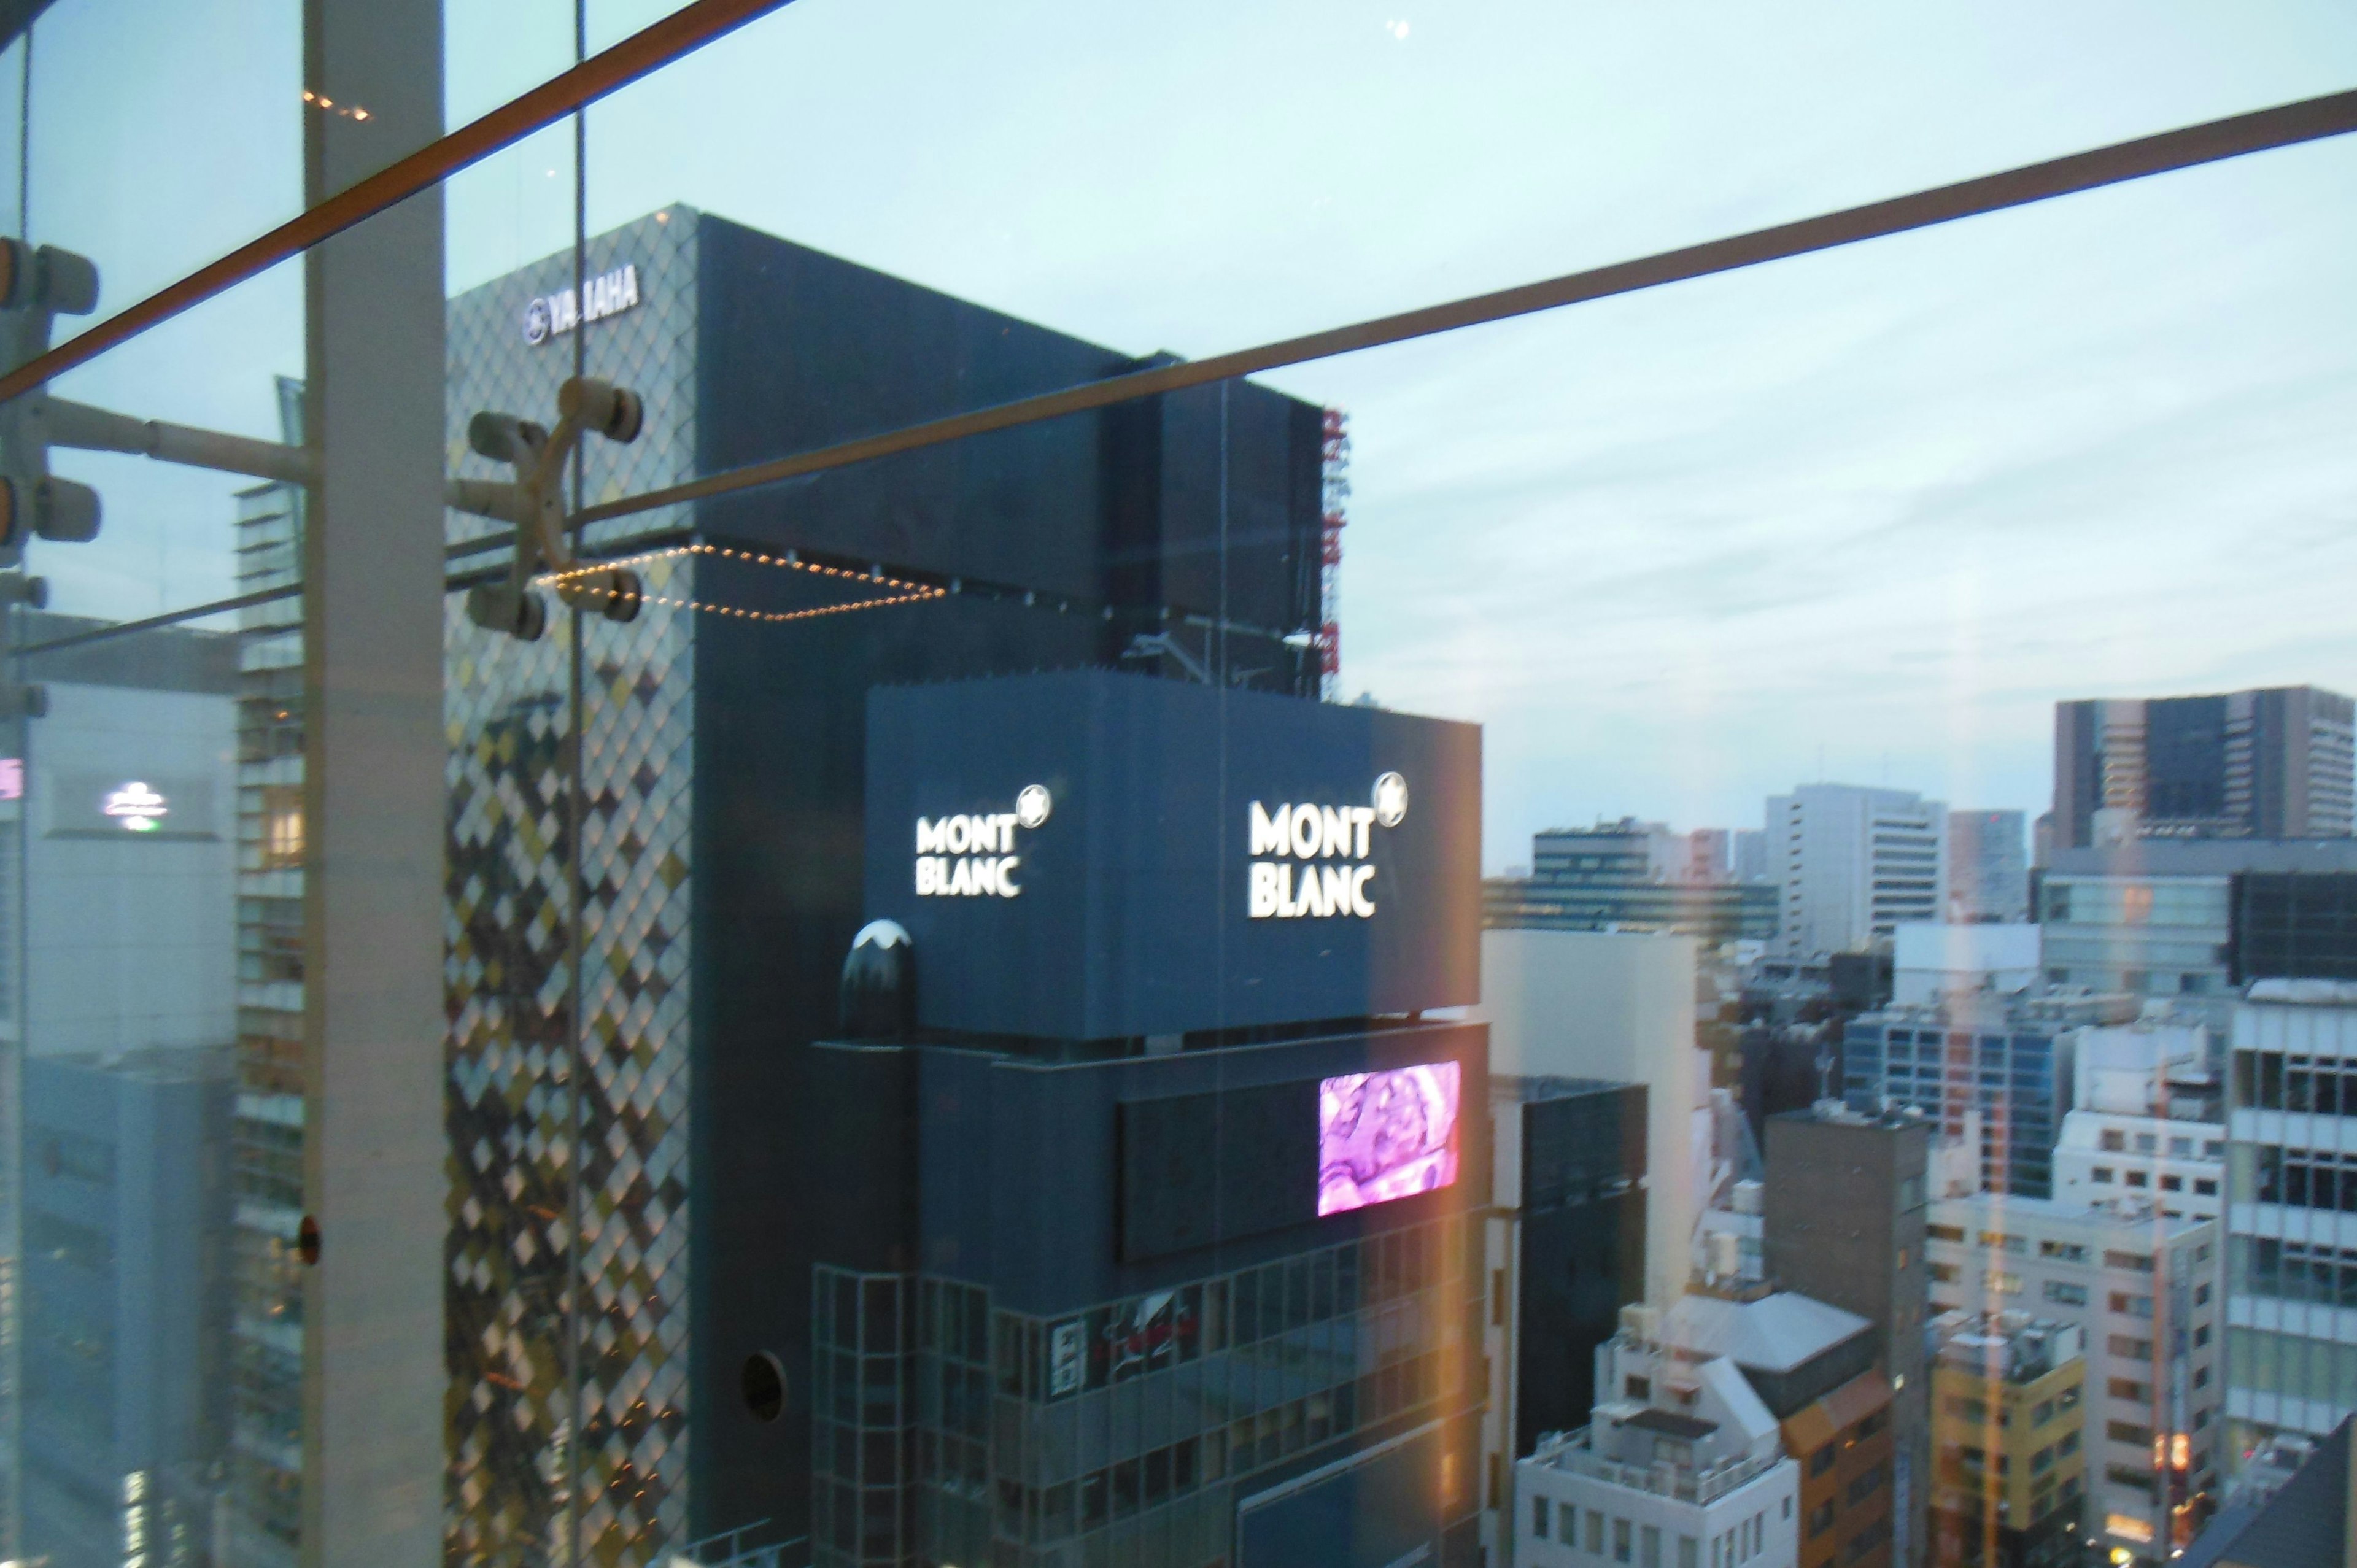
[{"xmin": 16, "ymin": 0, "xmax": 2357, "ymax": 881}]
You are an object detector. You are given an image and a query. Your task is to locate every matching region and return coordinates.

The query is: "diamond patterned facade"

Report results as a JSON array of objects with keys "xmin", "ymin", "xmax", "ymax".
[{"xmin": 444, "ymin": 210, "xmax": 701, "ymax": 1567}]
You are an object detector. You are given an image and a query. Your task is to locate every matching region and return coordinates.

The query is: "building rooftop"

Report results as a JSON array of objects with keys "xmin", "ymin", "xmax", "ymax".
[
  {"xmin": 1930, "ymin": 1310, "xmax": 2083, "ymax": 1385},
  {"xmin": 2247, "ymin": 978, "xmax": 2357, "ymax": 1008},
  {"xmin": 1853, "ymin": 991, "xmax": 2146, "ymax": 1030},
  {"xmin": 1770, "ymin": 1099, "xmax": 1933, "ymax": 1134},
  {"xmin": 1929, "ymin": 1190, "xmax": 2212, "ymax": 1241},
  {"xmin": 1662, "ymin": 1289, "xmax": 1870, "ymax": 1376}
]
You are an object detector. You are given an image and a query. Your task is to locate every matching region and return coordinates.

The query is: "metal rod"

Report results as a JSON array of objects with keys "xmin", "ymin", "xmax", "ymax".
[
  {"xmin": 0, "ymin": 0, "xmax": 791, "ymax": 407},
  {"xmin": 571, "ymin": 85, "xmax": 2357, "ymax": 531},
  {"xmin": 45, "ymin": 397, "xmax": 317, "ymax": 485}
]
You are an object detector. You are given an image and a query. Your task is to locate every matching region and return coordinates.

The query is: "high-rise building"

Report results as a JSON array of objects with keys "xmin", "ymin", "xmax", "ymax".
[
  {"xmin": 1923, "ymin": 1197, "xmax": 2220, "ymax": 1562},
  {"xmin": 1483, "ymin": 929, "xmax": 1705, "ymax": 1311},
  {"xmin": 1481, "ymin": 1078, "xmax": 1649, "ymax": 1565},
  {"xmin": 1735, "ymin": 831, "xmax": 1770, "ymax": 887},
  {"xmin": 1841, "ymin": 994, "xmax": 2134, "ymax": 1199},
  {"xmin": 1948, "ymin": 812, "xmax": 2030, "ymax": 925},
  {"xmin": 20, "ymin": 1048, "xmax": 234, "ymax": 1568},
  {"xmin": 1484, "ymin": 821, "xmax": 1776, "ymax": 946},
  {"xmin": 2038, "ymin": 839, "xmax": 2357, "ymax": 1006},
  {"xmin": 439, "ymin": 211, "xmax": 1331, "ymax": 1558},
  {"xmin": 2053, "ymin": 689, "xmax": 2356, "ymax": 850},
  {"xmin": 1765, "ymin": 786, "xmax": 1948, "ymax": 961},
  {"xmin": 1515, "ymin": 1306, "xmax": 1798, "ymax": 1568},
  {"xmin": 1926, "ymin": 1311, "xmax": 2087, "ymax": 1568},
  {"xmin": 225, "ymin": 380, "xmax": 306, "ymax": 1568},
  {"xmin": 1760, "ymin": 1105, "xmax": 1930, "ymax": 1568},
  {"xmin": 805, "ymin": 670, "xmax": 1487, "ymax": 1568},
  {"xmin": 1689, "ymin": 829, "xmax": 1735, "ymax": 886},
  {"xmin": 2223, "ymin": 980, "xmax": 2357, "ymax": 1458}
]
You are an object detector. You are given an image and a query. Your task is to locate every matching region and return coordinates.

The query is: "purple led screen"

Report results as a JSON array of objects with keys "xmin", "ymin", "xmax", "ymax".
[{"xmin": 1316, "ymin": 1061, "xmax": 1461, "ymax": 1218}]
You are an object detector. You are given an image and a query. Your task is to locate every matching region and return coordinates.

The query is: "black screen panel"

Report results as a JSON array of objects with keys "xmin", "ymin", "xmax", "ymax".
[{"xmin": 1118, "ymin": 1080, "xmax": 1317, "ymax": 1262}]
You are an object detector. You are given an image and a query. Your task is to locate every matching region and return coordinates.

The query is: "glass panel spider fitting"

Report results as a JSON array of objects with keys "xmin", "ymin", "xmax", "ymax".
[{"xmin": 453, "ymin": 374, "xmax": 648, "ymax": 639}]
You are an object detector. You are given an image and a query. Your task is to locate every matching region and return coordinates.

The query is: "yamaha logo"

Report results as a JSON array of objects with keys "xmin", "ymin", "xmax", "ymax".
[{"xmin": 519, "ymin": 263, "xmax": 641, "ymax": 345}]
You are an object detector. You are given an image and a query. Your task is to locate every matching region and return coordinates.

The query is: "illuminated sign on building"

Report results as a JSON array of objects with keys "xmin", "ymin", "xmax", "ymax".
[
  {"xmin": 522, "ymin": 263, "xmax": 641, "ymax": 344},
  {"xmin": 1317, "ymin": 1060, "xmax": 1460, "ymax": 1216},
  {"xmin": 913, "ymin": 785, "xmax": 1049, "ymax": 898},
  {"xmin": 102, "ymin": 781, "xmax": 168, "ymax": 832},
  {"xmin": 865, "ymin": 670, "xmax": 1480, "ymax": 1040},
  {"xmin": 1247, "ymin": 773, "xmax": 1409, "ymax": 920}
]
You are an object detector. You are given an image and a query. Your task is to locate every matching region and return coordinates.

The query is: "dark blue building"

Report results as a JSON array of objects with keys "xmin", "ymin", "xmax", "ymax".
[
  {"xmin": 806, "ymin": 671, "xmax": 1488, "ymax": 1568},
  {"xmin": 441, "ymin": 213, "xmax": 1341, "ymax": 1560}
]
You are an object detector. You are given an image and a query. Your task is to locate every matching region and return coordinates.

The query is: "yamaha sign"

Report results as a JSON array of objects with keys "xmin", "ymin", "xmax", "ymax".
[{"xmin": 522, "ymin": 263, "xmax": 641, "ymax": 345}]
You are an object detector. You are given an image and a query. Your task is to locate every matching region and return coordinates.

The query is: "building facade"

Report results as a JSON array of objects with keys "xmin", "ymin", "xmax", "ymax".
[
  {"xmin": 1924, "ymin": 1196, "xmax": 2220, "ymax": 1562},
  {"xmin": 803, "ymin": 671, "xmax": 1487, "ymax": 1568},
  {"xmin": 18, "ymin": 1049, "xmax": 234, "ymax": 1568},
  {"xmin": 1948, "ymin": 813, "xmax": 2029, "ymax": 926},
  {"xmin": 2049, "ymin": 1020, "xmax": 2224, "ymax": 1223},
  {"xmin": 438, "ymin": 210, "xmax": 1332, "ymax": 1560},
  {"xmin": 1483, "ymin": 929, "xmax": 1705, "ymax": 1312},
  {"xmin": 1660, "ymin": 1289, "xmax": 1894, "ymax": 1568},
  {"xmin": 1484, "ymin": 821, "xmax": 1776, "ymax": 947},
  {"xmin": 1766, "ymin": 786, "xmax": 1948, "ymax": 962},
  {"xmin": 1926, "ymin": 1313, "xmax": 2087, "ymax": 1568},
  {"xmin": 1841, "ymin": 995, "xmax": 2134, "ymax": 1199},
  {"xmin": 1482, "ymin": 1078, "xmax": 1650, "ymax": 1565},
  {"xmin": 1760, "ymin": 1105, "xmax": 1930, "ymax": 1568},
  {"xmin": 2038, "ymin": 840, "xmax": 2357, "ymax": 1006},
  {"xmin": 1515, "ymin": 1309, "xmax": 1798, "ymax": 1568},
  {"xmin": 2053, "ymin": 689, "xmax": 2356, "ymax": 851},
  {"xmin": 2223, "ymin": 980, "xmax": 2357, "ymax": 1455}
]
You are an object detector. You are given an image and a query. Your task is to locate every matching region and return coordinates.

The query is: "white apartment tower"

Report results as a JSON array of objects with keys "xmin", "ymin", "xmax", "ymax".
[{"xmin": 1767, "ymin": 785, "xmax": 1948, "ymax": 961}]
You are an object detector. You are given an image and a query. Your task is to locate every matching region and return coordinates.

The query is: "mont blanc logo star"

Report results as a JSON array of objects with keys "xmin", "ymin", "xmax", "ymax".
[
  {"xmin": 1371, "ymin": 771, "xmax": 1409, "ymax": 828},
  {"xmin": 1015, "ymin": 784, "xmax": 1052, "ymax": 829}
]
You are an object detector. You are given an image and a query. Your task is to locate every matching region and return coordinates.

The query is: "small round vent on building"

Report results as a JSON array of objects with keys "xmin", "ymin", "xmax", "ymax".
[{"xmin": 742, "ymin": 1351, "xmax": 786, "ymax": 1423}]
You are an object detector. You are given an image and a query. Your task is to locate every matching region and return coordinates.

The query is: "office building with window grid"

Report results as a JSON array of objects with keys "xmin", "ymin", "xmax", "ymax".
[
  {"xmin": 1840, "ymin": 994, "xmax": 2136, "ymax": 1199},
  {"xmin": 2223, "ymin": 980, "xmax": 2357, "ymax": 1461},
  {"xmin": 2053, "ymin": 689, "xmax": 2355, "ymax": 851},
  {"xmin": 1923, "ymin": 1195, "xmax": 2218, "ymax": 1562}
]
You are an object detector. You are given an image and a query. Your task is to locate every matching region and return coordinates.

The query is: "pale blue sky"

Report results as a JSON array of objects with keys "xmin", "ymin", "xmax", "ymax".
[{"xmin": 20, "ymin": 0, "xmax": 2357, "ymax": 868}]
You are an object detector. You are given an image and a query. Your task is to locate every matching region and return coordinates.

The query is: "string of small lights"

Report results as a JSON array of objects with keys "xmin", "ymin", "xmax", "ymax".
[{"xmin": 538, "ymin": 540, "xmax": 946, "ymax": 625}]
